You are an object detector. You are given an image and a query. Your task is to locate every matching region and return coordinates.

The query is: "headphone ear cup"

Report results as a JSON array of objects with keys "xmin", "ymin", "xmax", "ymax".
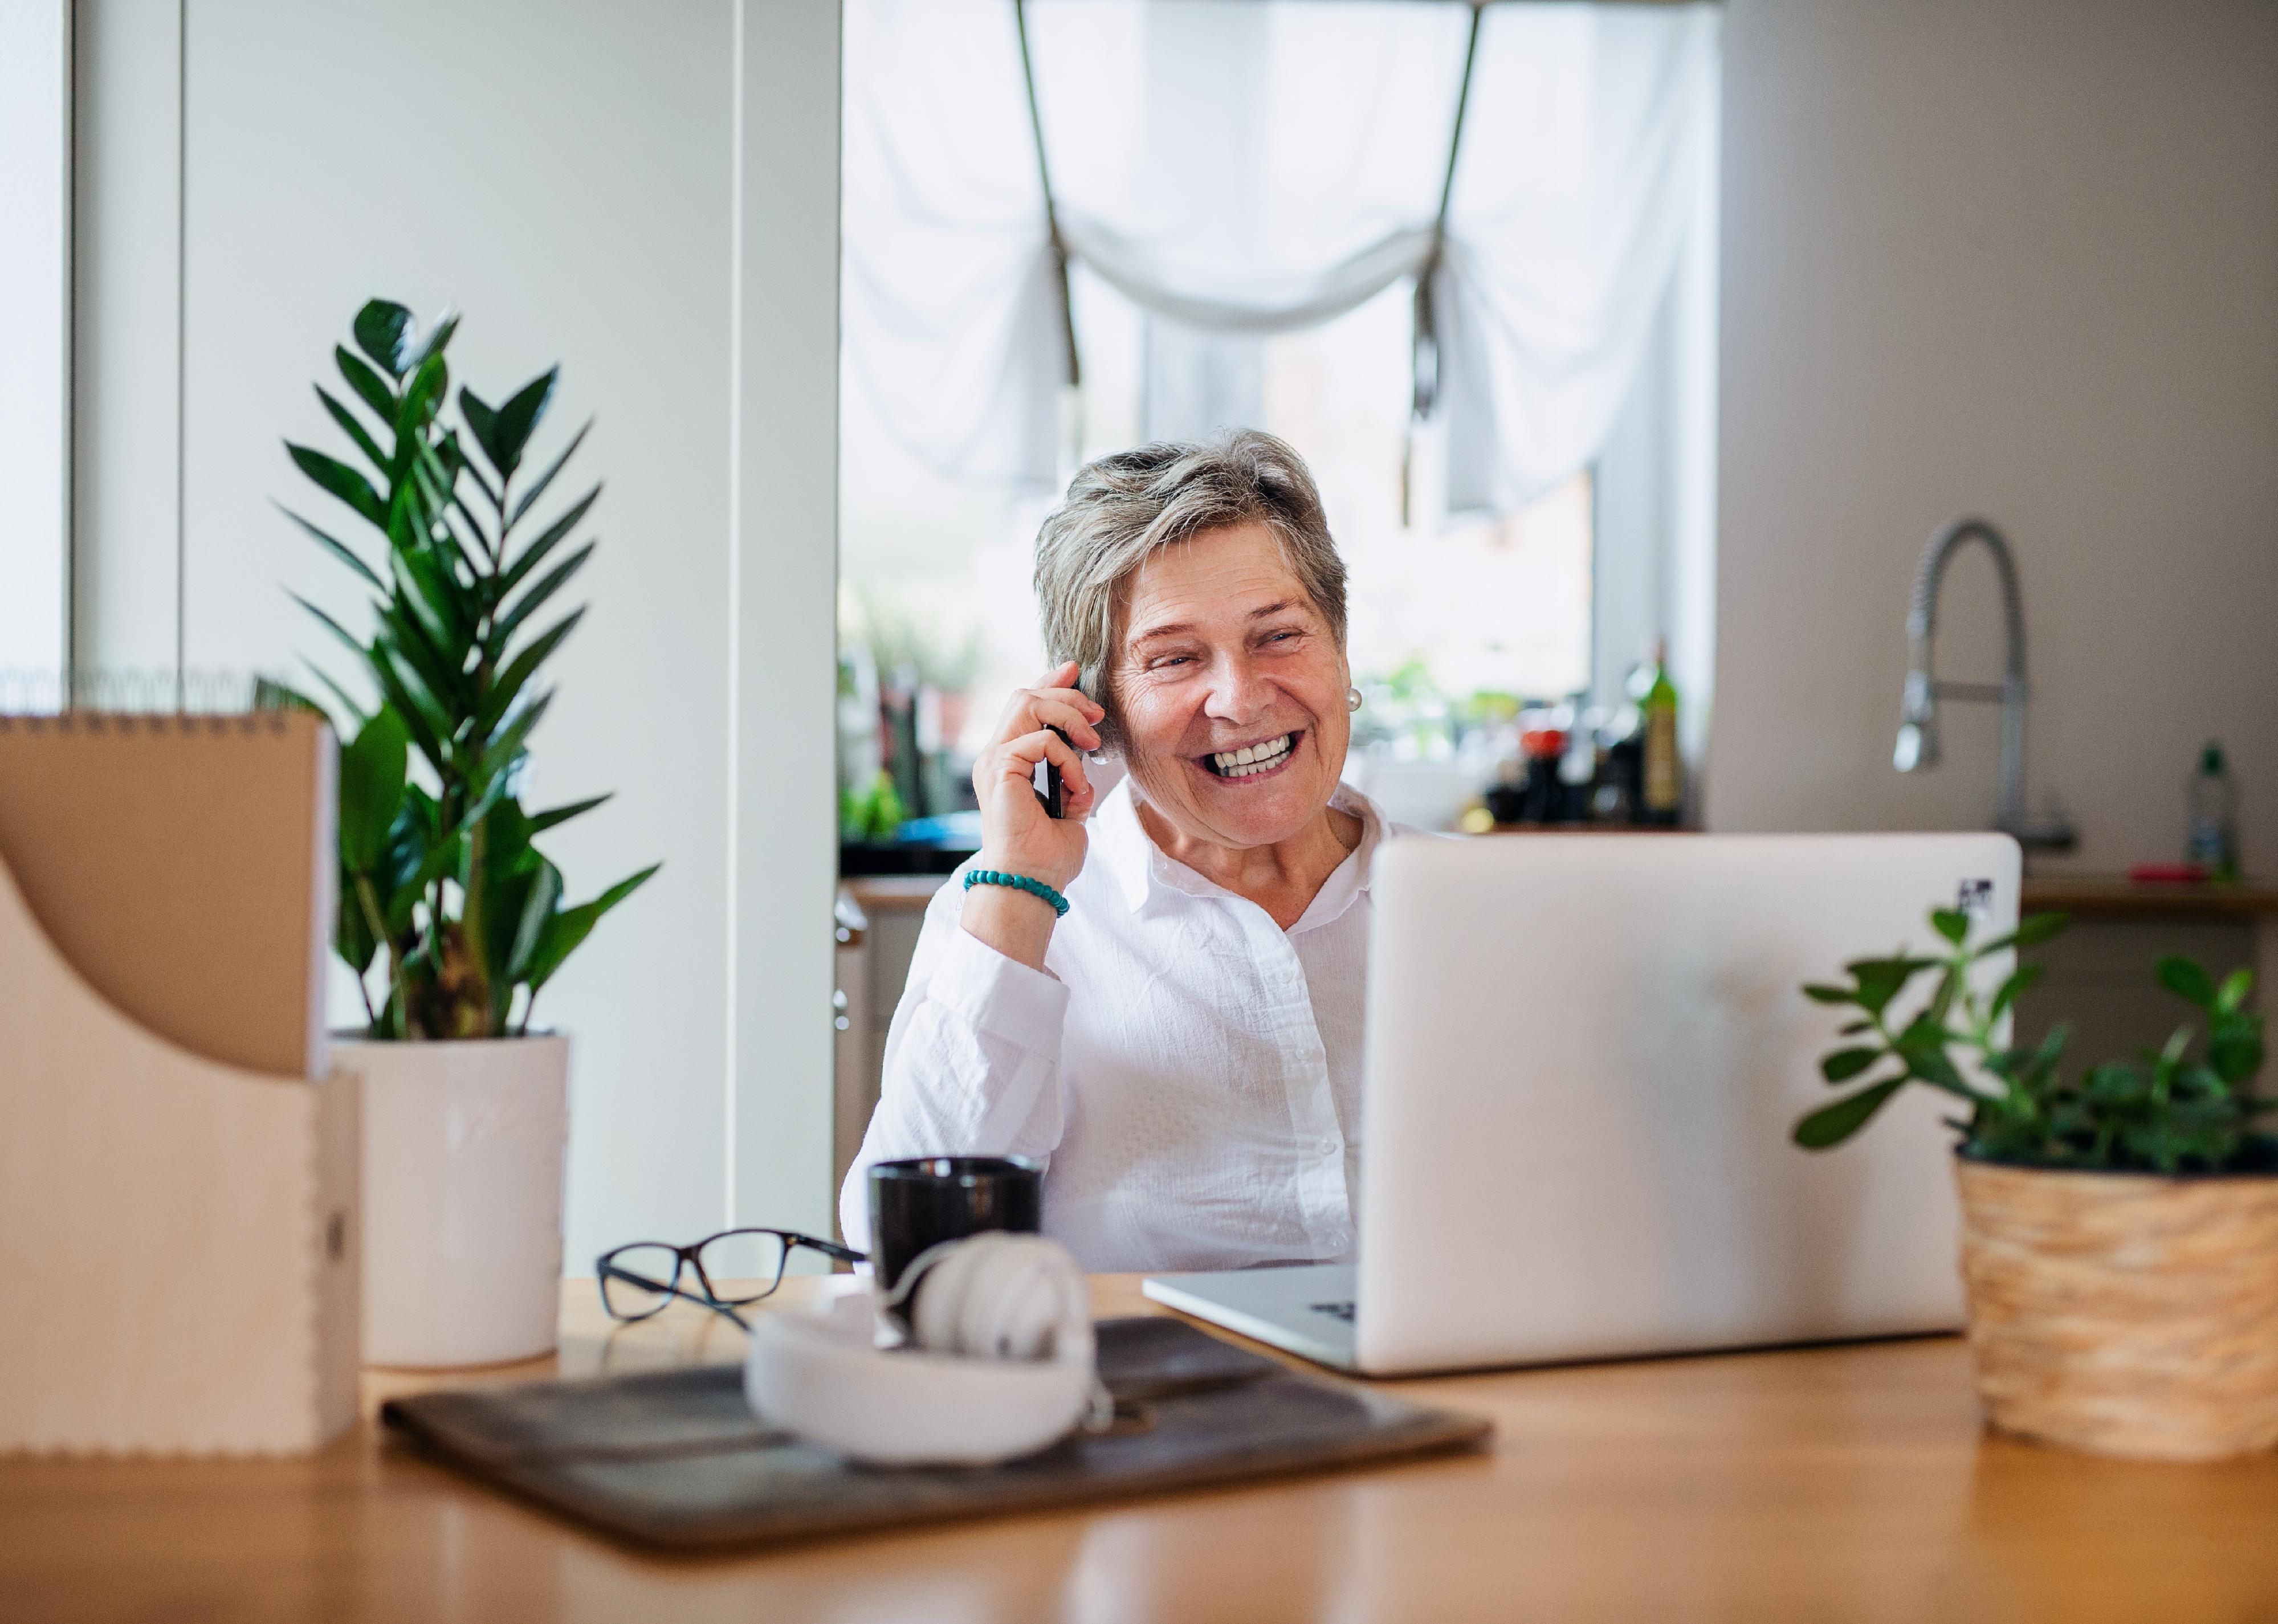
[
  {"xmin": 909, "ymin": 1233, "xmax": 1087, "ymax": 1362},
  {"xmin": 744, "ymin": 1234, "xmax": 1097, "ymax": 1468}
]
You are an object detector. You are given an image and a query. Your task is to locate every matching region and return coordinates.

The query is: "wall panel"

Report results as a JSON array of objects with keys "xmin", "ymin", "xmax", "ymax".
[
  {"xmin": 73, "ymin": 0, "xmax": 841, "ymax": 1267},
  {"xmin": 1710, "ymin": 0, "xmax": 2278, "ymax": 872}
]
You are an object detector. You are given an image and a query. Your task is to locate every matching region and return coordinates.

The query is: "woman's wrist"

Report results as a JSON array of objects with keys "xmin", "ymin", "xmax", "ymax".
[
  {"xmin": 957, "ymin": 875, "xmax": 1059, "ymax": 972},
  {"xmin": 965, "ymin": 869, "xmax": 1069, "ymax": 917},
  {"xmin": 972, "ymin": 847, "xmax": 1078, "ymax": 897}
]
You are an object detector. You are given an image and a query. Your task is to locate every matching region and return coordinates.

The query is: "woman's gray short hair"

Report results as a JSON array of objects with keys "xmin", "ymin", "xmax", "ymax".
[{"xmin": 1033, "ymin": 429, "xmax": 1347, "ymax": 752}]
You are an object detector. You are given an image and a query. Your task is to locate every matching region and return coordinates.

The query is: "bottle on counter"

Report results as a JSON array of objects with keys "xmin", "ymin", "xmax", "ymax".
[
  {"xmin": 1517, "ymin": 703, "xmax": 1572, "ymax": 824},
  {"xmin": 1636, "ymin": 638, "xmax": 1683, "ymax": 827},
  {"xmin": 2187, "ymin": 740, "xmax": 2240, "ymax": 883},
  {"xmin": 1588, "ymin": 701, "xmax": 1643, "ymax": 824}
]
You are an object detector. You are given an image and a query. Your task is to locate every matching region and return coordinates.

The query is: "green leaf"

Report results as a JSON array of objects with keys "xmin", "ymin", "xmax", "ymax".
[
  {"xmin": 445, "ymin": 426, "xmax": 500, "ymax": 512},
  {"xmin": 1820, "ymin": 1047, "xmax": 1882, "ymax": 1083},
  {"xmin": 489, "ymin": 368, "xmax": 557, "ymax": 478},
  {"xmin": 2217, "ymin": 968, "xmax": 2254, "ymax": 1015},
  {"xmin": 475, "ymin": 608, "xmax": 584, "ymax": 740},
  {"xmin": 299, "ymin": 658, "xmax": 370, "ymax": 732},
  {"xmin": 1836, "ymin": 1018, "xmax": 1874, "ymax": 1037},
  {"xmin": 277, "ymin": 503, "xmax": 385, "ymax": 591},
  {"xmin": 2025, "ymin": 1021, "xmax": 2071, "ymax": 1083},
  {"xmin": 402, "ymin": 446, "xmax": 462, "ymax": 548},
  {"xmin": 523, "ymin": 863, "xmax": 660, "ymax": 994},
  {"xmin": 496, "ymin": 485, "xmax": 601, "ymax": 597},
  {"xmin": 251, "ymin": 677, "xmax": 329, "ymax": 721},
  {"xmin": 370, "ymin": 638, "xmax": 454, "ymax": 760},
  {"xmin": 482, "ymin": 798, "xmax": 537, "ymax": 882},
  {"xmin": 373, "ymin": 601, "xmax": 465, "ymax": 721},
  {"xmin": 1895, "ymin": 1027, "xmax": 1974, "ymax": 1098},
  {"xmin": 387, "ymin": 537, "xmax": 473, "ymax": 656},
  {"xmin": 1980, "ymin": 912, "xmax": 2070, "ymax": 955},
  {"xmin": 2157, "ymin": 956, "xmax": 2219, "ymax": 1010},
  {"xmin": 2210, "ymin": 1031, "xmax": 2264, "ymax": 1087},
  {"xmin": 339, "ymin": 705, "xmax": 410, "ymax": 873},
  {"xmin": 507, "ymin": 859, "xmax": 563, "ymax": 984},
  {"xmin": 486, "ymin": 540, "xmax": 593, "ymax": 657},
  {"xmin": 460, "ymin": 387, "xmax": 502, "ymax": 475},
  {"xmin": 1988, "ymin": 961, "xmax": 2045, "ymax": 1023},
  {"xmin": 475, "ymin": 689, "xmax": 555, "ymax": 787},
  {"xmin": 1845, "ymin": 956, "xmax": 1938, "ymax": 1017},
  {"xmin": 336, "ymin": 344, "xmax": 398, "ymax": 423},
  {"xmin": 529, "ymin": 793, "xmax": 611, "ymax": 834},
  {"xmin": 1802, "ymin": 982, "xmax": 1857, "ymax": 1006},
  {"xmin": 1930, "ymin": 908, "xmax": 1969, "ymax": 946},
  {"xmin": 337, "ymin": 867, "xmax": 378, "ymax": 978},
  {"xmin": 315, "ymin": 386, "xmax": 389, "ymax": 476},
  {"xmin": 353, "ymin": 300, "xmax": 413, "ymax": 378},
  {"xmin": 474, "ymin": 857, "xmax": 539, "ymax": 999},
  {"xmin": 1794, "ymin": 1078, "xmax": 1909, "ymax": 1151},
  {"xmin": 1927, "ymin": 965, "xmax": 1961, "ymax": 1026},
  {"xmin": 396, "ymin": 352, "xmax": 452, "ymax": 449},
  {"xmin": 2084, "ymin": 1062, "xmax": 2147, "ymax": 1104},
  {"xmin": 286, "ymin": 443, "xmax": 386, "ymax": 528},
  {"xmin": 386, "ymin": 831, "xmax": 464, "ymax": 939},
  {"xmin": 409, "ymin": 310, "xmax": 459, "ymax": 372},
  {"xmin": 291, "ymin": 591, "xmax": 373, "ymax": 668},
  {"xmin": 506, "ymin": 419, "xmax": 591, "ymax": 533}
]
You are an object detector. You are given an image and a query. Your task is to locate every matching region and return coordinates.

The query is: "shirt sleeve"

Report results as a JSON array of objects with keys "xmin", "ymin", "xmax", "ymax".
[{"xmin": 837, "ymin": 881, "xmax": 1071, "ymax": 1252}]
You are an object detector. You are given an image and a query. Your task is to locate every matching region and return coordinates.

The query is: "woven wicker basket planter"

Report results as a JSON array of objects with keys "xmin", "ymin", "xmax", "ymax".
[{"xmin": 1955, "ymin": 1156, "xmax": 2278, "ymax": 1460}]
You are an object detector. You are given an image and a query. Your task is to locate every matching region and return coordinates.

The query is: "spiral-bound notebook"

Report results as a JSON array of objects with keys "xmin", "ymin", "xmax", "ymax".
[{"xmin": 0, "ymin": 708, "xmax": 335, "ymax": 1078}]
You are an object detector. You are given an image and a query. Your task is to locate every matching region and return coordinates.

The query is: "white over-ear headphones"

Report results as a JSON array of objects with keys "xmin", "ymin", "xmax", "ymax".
[{"xmin": 743, "ymin": 1232, "xmax": 1099, "ymax": 1467}]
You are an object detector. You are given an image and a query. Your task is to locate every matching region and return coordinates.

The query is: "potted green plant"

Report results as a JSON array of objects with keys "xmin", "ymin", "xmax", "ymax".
[
  {"xmin": 1798, "ymin": 907, "xmax": 2277, "ymax": 1459},
  {"xmin": 279, "ymin": 299, "xmax": 657, "ymax": 1368}
]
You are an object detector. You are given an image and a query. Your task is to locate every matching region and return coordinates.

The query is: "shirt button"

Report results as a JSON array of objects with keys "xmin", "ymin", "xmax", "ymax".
[
  {"xmin": 1325, "ymin": 1229, "xmax": 1350, "ymax": 1250},
  {"xmin": 1318, "ymin": 1137, "xmax": 1339, "ymax": 1156}
]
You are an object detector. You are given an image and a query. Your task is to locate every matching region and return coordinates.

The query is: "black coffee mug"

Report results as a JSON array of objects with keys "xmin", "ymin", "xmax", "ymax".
[{"xmin": 868, "ymin": 1155, "xmax": 1042, "ymax": 1299}]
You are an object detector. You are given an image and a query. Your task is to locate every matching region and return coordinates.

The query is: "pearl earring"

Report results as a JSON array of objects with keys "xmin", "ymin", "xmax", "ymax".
[{"xmin": 1346, "ymin": 686, "xmax": 1363, "ymax": 713}]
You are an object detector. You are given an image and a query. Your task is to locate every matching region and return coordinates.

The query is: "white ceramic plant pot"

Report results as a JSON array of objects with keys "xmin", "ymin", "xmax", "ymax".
[{"xmin": 339, "ymin": 1034, "xmax": 570, "ymax": 1369}]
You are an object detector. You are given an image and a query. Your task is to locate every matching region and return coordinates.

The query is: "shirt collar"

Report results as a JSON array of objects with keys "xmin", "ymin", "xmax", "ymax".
[{"xmin": 1091, "ymin": 775, "xmax": 1389, "ymax": 929}]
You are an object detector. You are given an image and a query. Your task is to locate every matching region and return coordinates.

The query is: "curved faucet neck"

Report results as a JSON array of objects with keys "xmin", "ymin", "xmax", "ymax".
[{"xmin": 1908, "ymin": 517, "xmax": 2028, "ymax": 684}]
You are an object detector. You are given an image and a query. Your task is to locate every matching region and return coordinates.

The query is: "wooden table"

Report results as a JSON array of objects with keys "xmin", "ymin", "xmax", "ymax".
[{"xmin": 6, "ymin": 1279, "xmax": 2278, "ymax": 1623}]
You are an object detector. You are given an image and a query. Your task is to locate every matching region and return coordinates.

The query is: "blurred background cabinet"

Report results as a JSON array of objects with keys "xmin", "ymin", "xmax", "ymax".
[{"xmin": 2014, "ymin": 879, "xmax": 2278, "ymax": 1077}]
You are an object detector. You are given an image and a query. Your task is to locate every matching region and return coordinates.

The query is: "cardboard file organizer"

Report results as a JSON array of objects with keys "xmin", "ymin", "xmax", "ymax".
[{"xmin": 0, "ymin": 709, "xmax": 358, "ymax": 1455}]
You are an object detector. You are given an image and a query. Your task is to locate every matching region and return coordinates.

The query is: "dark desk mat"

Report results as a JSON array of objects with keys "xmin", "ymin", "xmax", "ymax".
[{"xmin": 381, "ymin": 1316, "xmax": 1490, "ymax": 1551}]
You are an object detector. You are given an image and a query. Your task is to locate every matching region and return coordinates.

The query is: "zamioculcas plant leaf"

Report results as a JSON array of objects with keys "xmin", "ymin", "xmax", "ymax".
[
  {"xmin": 279, "ymin": 298, "xmax": 658, "ymax": 1040},
  {"xmin": 1796, "ymin": 906, "xmax": 2275, "ymax": 1173}
]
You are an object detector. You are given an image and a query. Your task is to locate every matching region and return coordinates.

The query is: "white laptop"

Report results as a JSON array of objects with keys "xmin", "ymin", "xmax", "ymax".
[{"xmin": 1143, "ymin": 833, "xmax": 2020, "ymax": 1375}]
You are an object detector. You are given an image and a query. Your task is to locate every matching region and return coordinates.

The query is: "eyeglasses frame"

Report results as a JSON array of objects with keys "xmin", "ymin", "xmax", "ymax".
[{"xmin": 594, "ymin": 1226, "xmax": 866, "ymax": 1329}]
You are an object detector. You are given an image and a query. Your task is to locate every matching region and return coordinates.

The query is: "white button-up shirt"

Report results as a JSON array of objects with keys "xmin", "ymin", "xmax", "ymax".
[{"xmin": 840, "ymin": 779, "xmax": 1406, "ymax": 1273}]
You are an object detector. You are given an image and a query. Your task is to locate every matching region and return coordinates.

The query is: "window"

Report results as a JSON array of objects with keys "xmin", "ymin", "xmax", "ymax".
[{"xmin": 839, "ymin": 0, "xmax": 1718, "ymax": 842}]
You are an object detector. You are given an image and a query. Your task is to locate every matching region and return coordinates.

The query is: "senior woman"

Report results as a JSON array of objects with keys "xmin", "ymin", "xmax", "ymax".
[{"xmin": 841, "ymin": 430, "xmax": 1412, "ymax": 1273}]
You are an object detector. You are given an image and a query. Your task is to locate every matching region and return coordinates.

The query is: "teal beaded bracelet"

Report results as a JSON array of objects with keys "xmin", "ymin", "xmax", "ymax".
[{"xmin": 963, "ymin": 868, "xmax": 1070, "ymax": 918}]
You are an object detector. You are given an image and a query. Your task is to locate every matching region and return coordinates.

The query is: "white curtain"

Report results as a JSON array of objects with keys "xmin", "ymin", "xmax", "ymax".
[{"xmin": 842, "ymin": 0, "xmax": 1719, "ymax": 516}]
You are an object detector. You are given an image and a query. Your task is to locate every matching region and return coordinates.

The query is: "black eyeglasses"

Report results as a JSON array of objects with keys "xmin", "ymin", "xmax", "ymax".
[{"xmin": 595, "ymin": 1227, "xmax": 866, "ymax": 1328}]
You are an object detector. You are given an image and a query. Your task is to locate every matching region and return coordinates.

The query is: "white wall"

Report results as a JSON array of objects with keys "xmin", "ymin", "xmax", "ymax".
[
  {"xmin": 1, "ymin": 0, "xmax": 71, "ymax": 679},
  {"xmin": 72, "ymin": 0, "xmax": 180, "ymax": 678},
  {"xmin": 72, "ymin": 0, "xmax": 840, "ymax": 1266},
  {"xmin": 1709, "ymin": 0, "xmax": 2278, "ymax": 873}
]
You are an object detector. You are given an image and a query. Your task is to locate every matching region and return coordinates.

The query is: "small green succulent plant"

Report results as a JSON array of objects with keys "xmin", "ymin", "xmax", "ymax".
[{"xmin": 1798, "ymin": 907, "xmax": 2272, "ymax": 1174}]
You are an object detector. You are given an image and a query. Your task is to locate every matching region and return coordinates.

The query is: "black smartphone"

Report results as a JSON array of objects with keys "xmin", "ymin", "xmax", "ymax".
[{"xmin": 1034, "ymin": 725, "xmax": 1067, "ymax": 819}]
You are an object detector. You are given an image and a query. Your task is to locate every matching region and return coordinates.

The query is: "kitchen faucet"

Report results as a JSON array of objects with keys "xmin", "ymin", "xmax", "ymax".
[{"xmin": 1893, "ymin": 517, "xmax": 2076, "ymax": 851}]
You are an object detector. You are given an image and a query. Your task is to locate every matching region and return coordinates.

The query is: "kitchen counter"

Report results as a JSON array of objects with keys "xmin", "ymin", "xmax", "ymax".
[
  {"xmin": 10, "ymin": 1276, "xmax": 2278, "ymax": 1622},
  {"xmin": 2020, "ymin": 875, "xmax": 2278, "ymax": 918}
]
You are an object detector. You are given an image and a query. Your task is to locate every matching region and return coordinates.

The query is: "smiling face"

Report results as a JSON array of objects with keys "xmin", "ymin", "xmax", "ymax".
[{"xmin": 1110, "ymin": 521, "xmax": 1351, "ymax": 854}]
